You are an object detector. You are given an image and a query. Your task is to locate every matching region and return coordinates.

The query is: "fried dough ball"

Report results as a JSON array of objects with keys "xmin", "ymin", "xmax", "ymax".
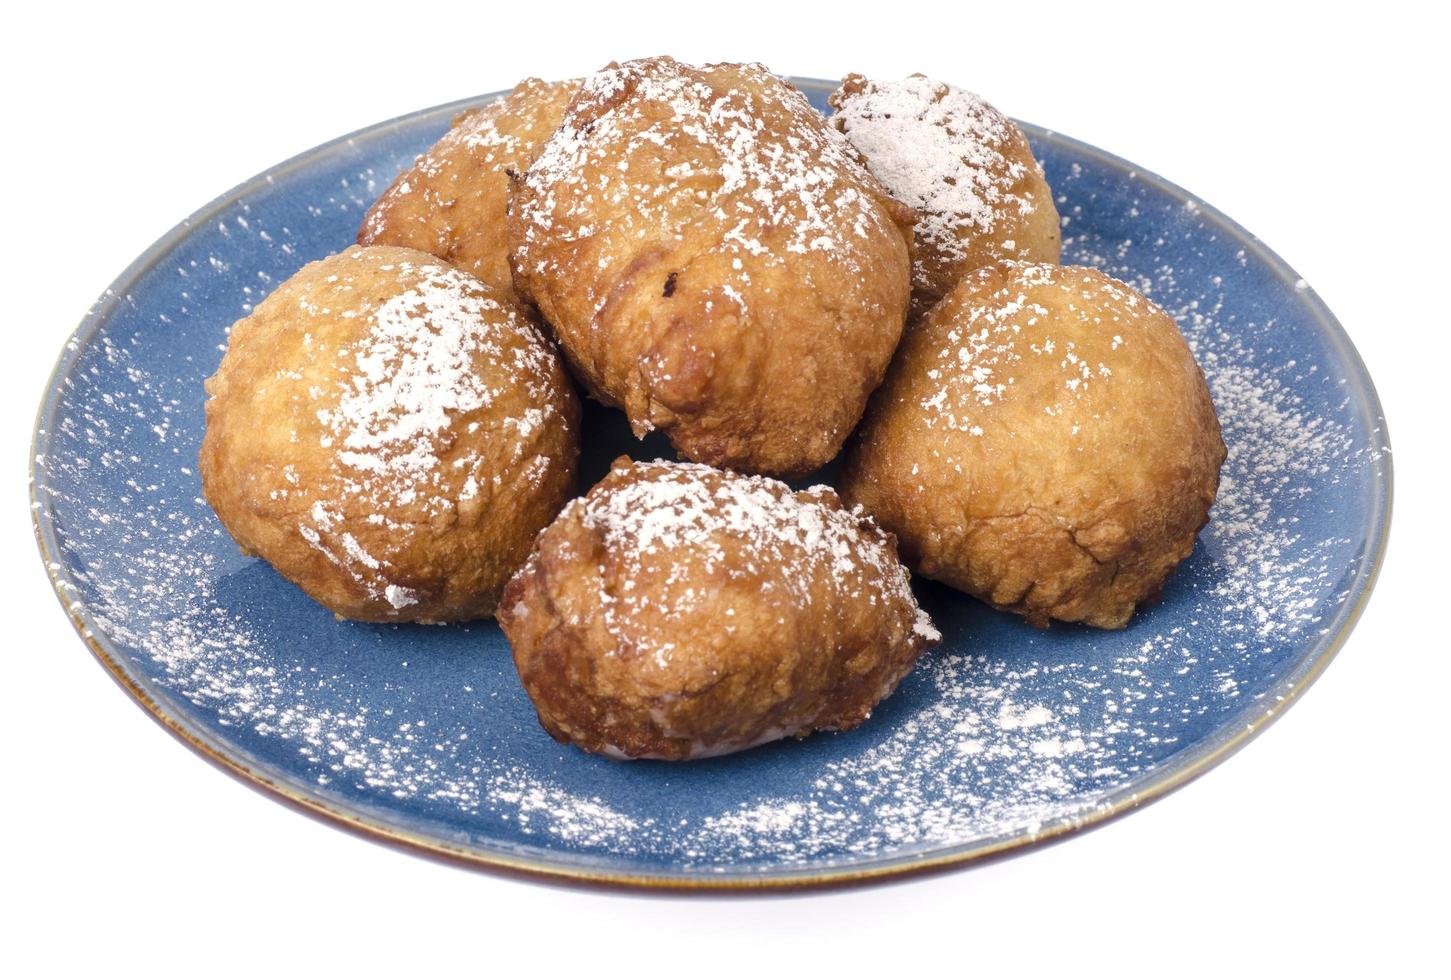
[
  {"xmin": 358, "ymin": 78, "xmax": 580, "ymax": 305},
  {"xmin": 200, "ymin": 245, "xmax": 579, "ymax": 622},
  {"xmin": 499, "ymin": 458, "xmax": 939, "ymax": 760},
  {"xmin": 509, "ymin": 57, "xmax": 915, "ymax": 478},
  {"xmin": 829, "ymin": 74, "xmax": 1060, "ymax": 320},
  {"xmin": 841, "ymin": 262, "xmax": 1224, "ymax": 629}
]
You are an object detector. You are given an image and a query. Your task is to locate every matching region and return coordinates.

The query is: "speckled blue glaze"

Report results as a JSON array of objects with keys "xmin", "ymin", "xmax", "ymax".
[{"xmin": 32, "ymin": 78, "xmax": 1390, "ymax": 887}]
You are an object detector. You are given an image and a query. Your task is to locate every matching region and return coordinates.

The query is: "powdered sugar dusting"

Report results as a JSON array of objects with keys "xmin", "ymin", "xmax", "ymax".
[
  {"xmin": 515, "ymin": 58, "xmax": 903, "ymax": 313},
  {"xmin": 915, "ymin": 261, "xmax": 1145, "ymax": 434},
  {"xmin": 317, "ymin": 260, "xmax": 502, "ymax": 478},
  {"xmin": 831, "ymin": 76, "xmax": 1035, "ymax": 255},
  {"xmin": 233, "ymin": 247, "xmax": 565, "ymax": 611},
  {"xmin": 829, "ymin": 74, "xmax": 1054, "ymax": 308},
  {"xmin": 557, "ymin": 459, "xmax": 936, "ymax": 664}
]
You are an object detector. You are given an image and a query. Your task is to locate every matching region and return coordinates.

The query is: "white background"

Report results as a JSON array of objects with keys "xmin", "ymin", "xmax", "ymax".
[{"xmin": 4, "ymin": 2, "xmax": 1444, "ymax": 975}]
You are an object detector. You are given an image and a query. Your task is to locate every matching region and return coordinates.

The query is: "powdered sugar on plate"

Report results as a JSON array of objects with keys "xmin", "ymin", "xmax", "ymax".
[{"xmin": 31, "ymin": 88, "xmax": 1387, "ymax": 878}]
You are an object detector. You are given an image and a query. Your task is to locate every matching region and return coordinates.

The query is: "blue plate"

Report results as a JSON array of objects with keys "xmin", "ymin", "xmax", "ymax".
[{"xmin": 31, "ymin": 77, "xmax": 1391, "ymax": 888}]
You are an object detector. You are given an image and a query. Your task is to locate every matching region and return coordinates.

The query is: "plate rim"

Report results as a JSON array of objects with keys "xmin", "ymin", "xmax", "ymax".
[{"xmin": 29, "ymin": 77, "xmax": 1394, "ymax": 891}]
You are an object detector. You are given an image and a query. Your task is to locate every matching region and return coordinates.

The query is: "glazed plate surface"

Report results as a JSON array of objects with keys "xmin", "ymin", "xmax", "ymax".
[{"xmin": 31, "ymin": 78, "xmax": 1391, "ymax": 888}]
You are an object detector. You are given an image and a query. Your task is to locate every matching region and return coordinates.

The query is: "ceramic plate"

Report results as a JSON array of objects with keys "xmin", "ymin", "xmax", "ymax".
[{"xmin": 31, "ymin": 77, "xmax": 1391, "ymax": 888}]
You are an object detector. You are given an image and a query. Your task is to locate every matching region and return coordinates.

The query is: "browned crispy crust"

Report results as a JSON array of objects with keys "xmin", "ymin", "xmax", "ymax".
[
  {"xmin": 358, "ymin": 78, "xmax": 580, "ymax": 306},
  {"xmin": 508, "ymin": 58, "xmax": 915, "ymax": 477},
  {"xmin": 841, "ymin": 262, "xmax": 1225, "ymax": 629},
  {"xmin": 498, "ymin": 458, "xmax": 938, "ymax": 760},
  {"xmin": 199, "ymin": 246, "xmax": 580, "ymax": 623},
  {"xmin": 830, "ymin": 74, "xmax": 1061, "ymax": 320}
]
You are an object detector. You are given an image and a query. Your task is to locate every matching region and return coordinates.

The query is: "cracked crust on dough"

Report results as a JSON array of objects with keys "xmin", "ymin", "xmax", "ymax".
[
  {"xmin": 840, "ymin": 261, "xmax": 1224, "ymax": 629},
  {"xmin": 498, "ymin": 458, "xmax": 938, "ymax": 760},
  {"xmin": 199, "ymin": 246, "xmax": 580, "ymax": 623},
  {"xmin": 507, "ymin": 57, "xmax": 915, "ymax": 477},
  {"xmin": 358, "ymin": 78, "xmax": 580, "ymax": 306}
]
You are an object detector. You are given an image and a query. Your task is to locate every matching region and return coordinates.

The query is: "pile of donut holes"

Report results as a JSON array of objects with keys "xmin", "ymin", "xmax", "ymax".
[{"xmin": 199, "ymin": 56, "xmax": 1224, "ymax": 760}]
